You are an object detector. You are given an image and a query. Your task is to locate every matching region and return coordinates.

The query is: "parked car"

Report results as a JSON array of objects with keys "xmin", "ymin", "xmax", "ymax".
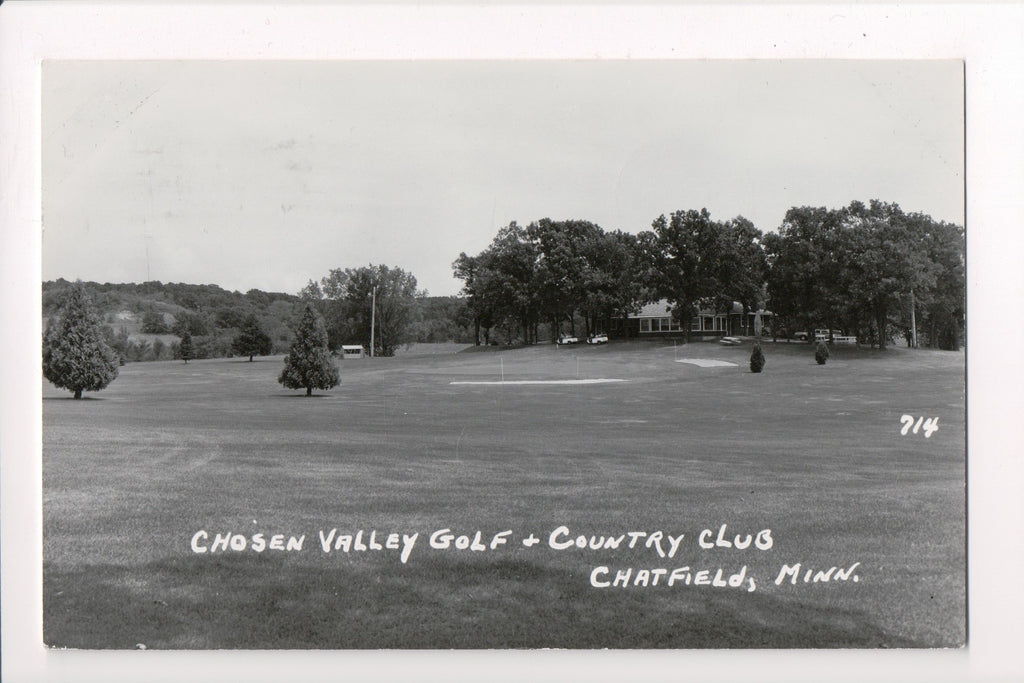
[
  {"xmin": 587, "ymin": 333, "xmax": 608, "ymax": 345},
  {"xmin": 557, "ymin": 335, "xmax": 579, "ymax": 345},
  {"xmin": 793, "ymin": 331, "xmax": 810, "ymax": 341},
  {"xmin": 816, "ymin": 328, "xmax": 857, "ymax": 344}
]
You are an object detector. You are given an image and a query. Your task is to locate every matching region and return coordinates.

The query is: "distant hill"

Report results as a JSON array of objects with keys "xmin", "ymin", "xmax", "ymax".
[
  {"xmin": 42, "ymin": 280, "xmax": 475, "ymax": 362},
  {"xmin": 42, "ymin": 279, "xmax": 300, "ymax": 320},
  {"xmin": 42, "ymin": 279, "xmax": 305, "ymax": 361}
]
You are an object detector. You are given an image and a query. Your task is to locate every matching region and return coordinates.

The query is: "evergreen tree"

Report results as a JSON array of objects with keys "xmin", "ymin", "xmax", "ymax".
[
  {"xmin": 749, "ymin": 343, "xmax": 765, "ymax": 373},
  {"xmin": 179, "ymin": 331, "xmax": 194, "ymax": 363},
  {"xmin": 42, "ymin": 284, "xmax": 119, "ymax": 399},
  {"xmin": 232, "ymin": 314, "xmax": 273, "ymax": 361},
  {"xmin": 815, "ymin": 341, "xmax": 830, "ymax": 365},
  {"xmin": 278, "ymin": 304, "xmax": 340, "ymax": 396}
]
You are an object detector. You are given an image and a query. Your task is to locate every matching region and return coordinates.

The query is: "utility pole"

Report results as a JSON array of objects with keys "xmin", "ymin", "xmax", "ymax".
[
  {"xmin": 910, "ymin": 289, "xmax": 918, "ymax": 348},
  {"xmin": 143, "ymin": 233, "xmax": 153, "ymax": 281},
  {"xmin": 370, "ymin": 285, "xmax": 376, "ymax": 358}
]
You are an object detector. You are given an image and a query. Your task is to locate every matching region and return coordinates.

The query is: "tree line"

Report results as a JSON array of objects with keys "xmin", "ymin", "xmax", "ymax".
[
  {"xmin": 764, "ymin": 201, "xmax": 964, "ymax": 350},
  {"xmin": 41, "ymin": 198, "xmax": 964, "ymax": 399},
  {"xmin": 454, "ymin": 200, "xmax": 964, "ymax": 350},
  {"xmin": 42, "ymin": 281, "xmax": 341, "ymax": 398},
  {"xmin": 43, "ymin": 277, "xmax": 479, "ymax": 364}
]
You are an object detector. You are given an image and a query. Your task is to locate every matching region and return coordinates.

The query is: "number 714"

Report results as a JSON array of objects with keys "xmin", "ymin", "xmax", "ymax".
[{"xmin": 900, "ymin": 415, "xmax": 939, "ymax": 438}]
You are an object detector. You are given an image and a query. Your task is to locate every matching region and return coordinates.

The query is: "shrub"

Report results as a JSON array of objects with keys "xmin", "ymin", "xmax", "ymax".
[
  {"xmin": 749, "ymin": 343, "xmax": 765, "ymax": 373},
  {"xmin": 815, "ymin": 341, "xmax": 830, "ymax": 365}
]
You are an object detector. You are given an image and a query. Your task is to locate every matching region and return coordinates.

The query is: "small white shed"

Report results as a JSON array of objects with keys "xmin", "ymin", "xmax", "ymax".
[{"xmin": 340, "ymin": 345, "xmax": 365, "ymax": 359}]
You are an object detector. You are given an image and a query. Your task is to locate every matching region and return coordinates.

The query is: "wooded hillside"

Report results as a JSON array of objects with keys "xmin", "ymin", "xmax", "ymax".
[{"xmin": 42, "ymin": 279, "xmax": 475, "ymax": 362}]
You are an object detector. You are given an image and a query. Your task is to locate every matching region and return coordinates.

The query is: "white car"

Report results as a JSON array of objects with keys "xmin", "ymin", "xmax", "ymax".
[
  {"xmin": 587, "ymin": 333, "xmax": 608, "ymax": 345},
  {"xmin": 557, "ymin": 335, "xmax": 579, "ymax": 345}
]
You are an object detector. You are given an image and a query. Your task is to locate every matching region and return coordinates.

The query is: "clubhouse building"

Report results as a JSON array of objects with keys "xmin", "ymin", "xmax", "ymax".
[{"xmin": 608, "ymin": 300, "xmax": 772, "ymax": 340}]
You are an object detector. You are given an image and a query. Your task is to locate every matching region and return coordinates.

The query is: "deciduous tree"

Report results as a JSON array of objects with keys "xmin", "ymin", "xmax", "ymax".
[
  {"xmin": 838, "ymin": 201, "xmax": 938, "ymax": 349},
  {"xmin": 578, "ymin": 229, "xmax": 642, "ymax": 336},
  {"xmin": 482, "ymin": 223, "xmax": 539, "ymax": 344},
  {"xmin": 304, "ymin": 265, "xmax": 420, "ymax": 356},
  {"xmin": 763, "ymin": 206, "xmax": 846, "ymax": 341},
  {"xmin": 453, "ymin": 252, "xmax": 496, "ymax": 345},
  {"xmin": 232, "ymin": 314, "xmax": 273, "ymax": 361},
  {"xmin": 528, "ymin": 219, "xmax": 597, "ymax": 340},
  {"xmin": 343, "ymin": 265, "xmax": 420, "ymax": 356},
  {"xmin": 644, "ymin": 209, "xmax": 721, "ymax": 341},
  {"xmin": 140, "ymin": 308, "xmax": 169, "ymax": 333}
]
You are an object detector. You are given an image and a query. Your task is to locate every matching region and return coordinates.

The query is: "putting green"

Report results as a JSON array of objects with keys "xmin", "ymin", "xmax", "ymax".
[
  {"xmin": 675, "ymin": 358, "xmax": 739, "ymax": 367},
  {"xmin": 449, "ymin": 378, "xmax": 629, "ymax": 385}
]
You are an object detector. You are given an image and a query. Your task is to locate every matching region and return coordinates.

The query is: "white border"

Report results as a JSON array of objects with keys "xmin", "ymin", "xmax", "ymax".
[{"xmin": 3, "ymin": 3, "xmax": 1022, "ymax": 682}]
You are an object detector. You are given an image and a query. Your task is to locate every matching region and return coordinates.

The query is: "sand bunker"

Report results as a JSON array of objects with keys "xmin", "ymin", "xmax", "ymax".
[
  {"xmin": 675, "ymin": 359, "xmax": 738, "ymax": 368},
  {"xmin": 450, "ymin": 379, "xmax": 629, "ymax": 386}
]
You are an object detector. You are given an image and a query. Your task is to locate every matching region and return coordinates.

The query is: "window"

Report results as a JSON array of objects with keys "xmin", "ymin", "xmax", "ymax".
[
  {"xmin": 642, "ymin": 316, "xmax": 682, "ymax": 333},
  {"xmin": 695, "ymin": 314, "xmax": 725, "ymax": 332}
]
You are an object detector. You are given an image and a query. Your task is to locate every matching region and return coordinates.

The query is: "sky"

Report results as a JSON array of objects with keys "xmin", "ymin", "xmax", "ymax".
[{"xmin": 42, "ymin": 60, "xmax": 964, "ymax": 297}]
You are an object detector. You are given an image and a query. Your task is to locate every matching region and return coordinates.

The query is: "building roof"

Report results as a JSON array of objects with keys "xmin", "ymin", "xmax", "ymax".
[
  {"xmin": 628, "ymin": 299, "xmax": 750, "ymax": 318},
  {"xmin": 631, "ymin": 301, "xmax": 674, "ymax": 318}
]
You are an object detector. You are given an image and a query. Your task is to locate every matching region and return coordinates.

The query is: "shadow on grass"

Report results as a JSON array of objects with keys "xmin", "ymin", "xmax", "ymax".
[
  {"xmin": 45, "ymin": 553, "xmax": 923, "ymax": 650},
  {"xmin": 42, "ymin": 395, "xmax": 107, "ymax": 401},
  {"xmin": 458, "ymin": 343, "xmax": 529, "ymax": 354}
]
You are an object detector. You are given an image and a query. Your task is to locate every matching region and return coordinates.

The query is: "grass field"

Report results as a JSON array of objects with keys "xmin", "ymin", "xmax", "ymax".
[{"xmin": 42, "ymin": 339, "xmax": 966, "ymax": 649}]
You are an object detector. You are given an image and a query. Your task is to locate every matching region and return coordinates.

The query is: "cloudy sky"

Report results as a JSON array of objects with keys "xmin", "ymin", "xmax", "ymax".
[{"xmin": 42, "ymin": 60, "xmax": 964, "ymax": 297}]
